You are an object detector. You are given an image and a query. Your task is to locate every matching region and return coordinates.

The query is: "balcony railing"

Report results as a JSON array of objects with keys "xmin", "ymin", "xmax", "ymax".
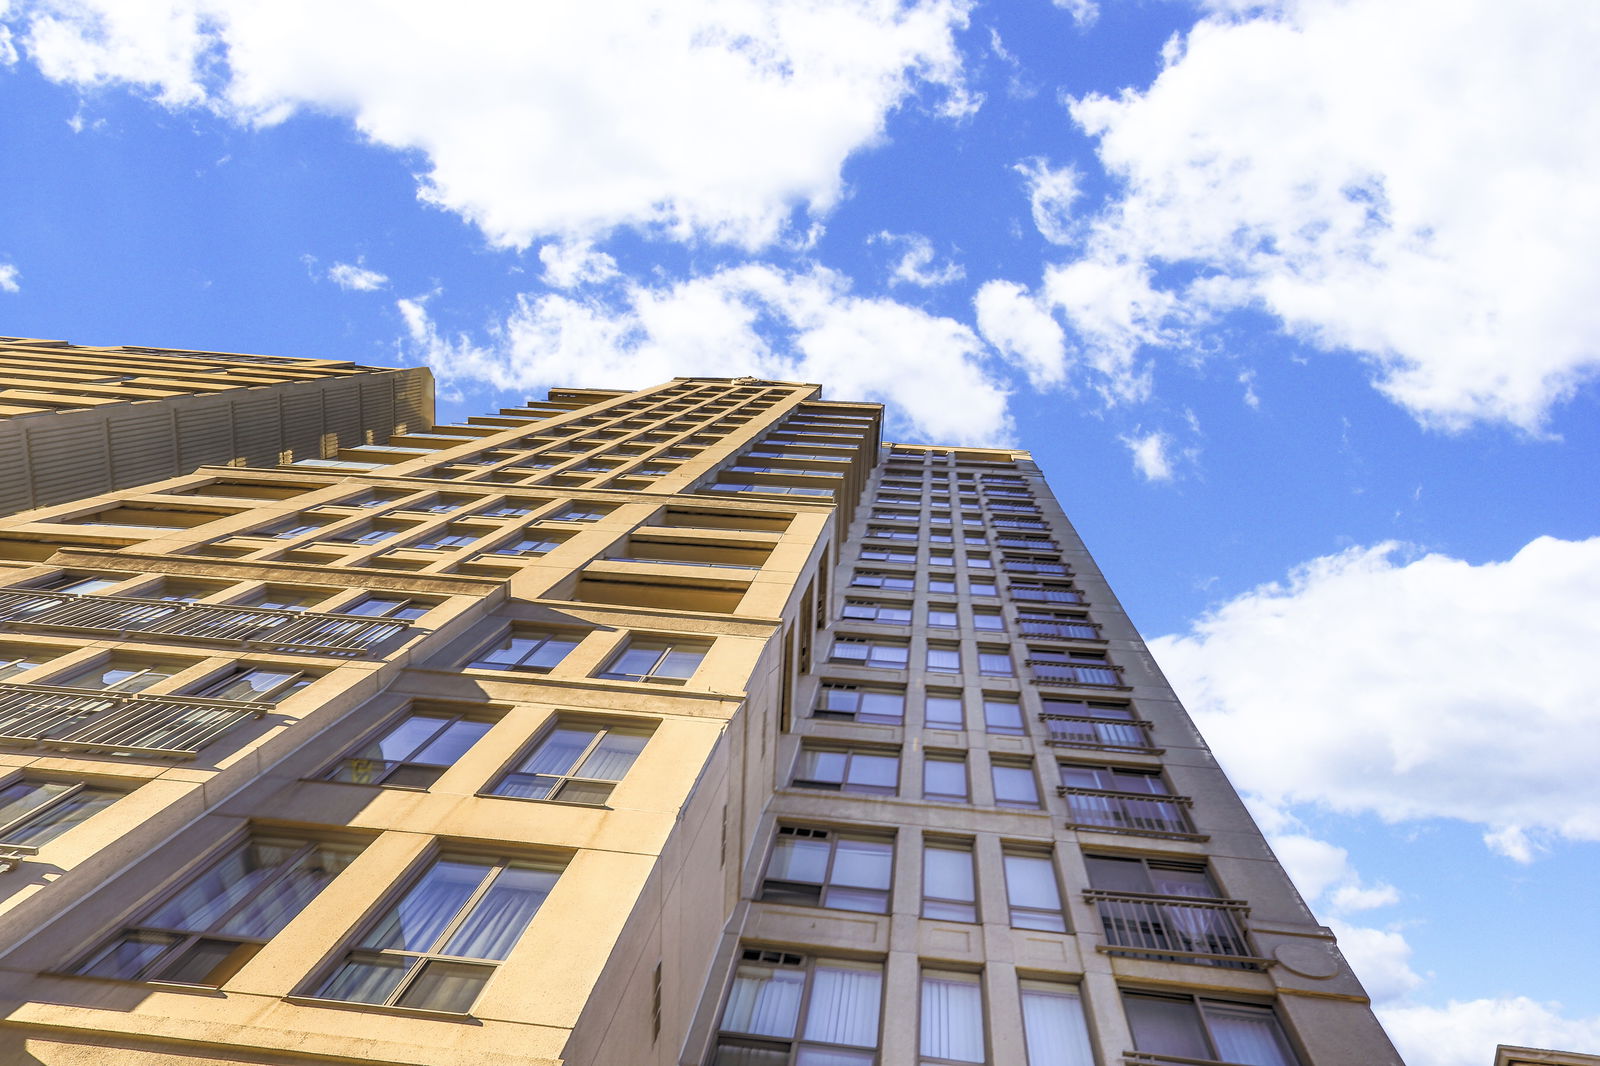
[
  {"xmin": 1019, "ymin": 619, "xmax": 1101, "ymax": 640},
  {"xmin": 1086, "ymin": 889, "xmax": 1262, "ymax": 968},
  {"xmin": 1040, "ymin": 713, "xmax": 1160, "ymax": 753},
  {"xmin": 1003, "ymin": 560, "xmax": 1071, "ymax": 576},
  {"xmin": 0, "ymin": 590, "xmax": 415, "ymax": 656},
  {"xmin": 1059, "ymin": 787, "xmax": 1203, "ymax": 839},
  {"xmin": 0, "ymin": 683, "xmax": 266, "ymax": 757},
  {"xmin": 1009, "ymin": 586, "xmax": 1083, "ymax": 604},
  {"xmin": 1028, "ymin": 659, "xmax": 1125, "ymax": 688}
]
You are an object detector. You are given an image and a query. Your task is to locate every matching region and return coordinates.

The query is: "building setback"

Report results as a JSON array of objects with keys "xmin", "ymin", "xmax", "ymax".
[
  {"xmin": 0, "ymin": 337, "xmax": 434, "ymax": 517},
  {"xmin": 0, "ymin": 365, "xmax": 1403, "ymax": 1065}
]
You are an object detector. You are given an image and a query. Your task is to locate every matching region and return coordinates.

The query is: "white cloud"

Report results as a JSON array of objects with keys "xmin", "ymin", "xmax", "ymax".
[
  {"xmin": 10, "ymin": 0, "xmax": 974, "ymax": 250},
  {"xmin": 1040, "ymin": 257, "xmax": 1172, "ymax": 402},
  {"xmin": 1120, "ymin": 429, "xmax": 1173, "ymax": 481},
  {"xmin": 973, "ymin": 279, "xmax": 1066, "ymax": 388},
  {"xmin": 400, "ymin": 264, "xmax": 1013, "ymax": 445},
  {"xmin": 1327, "ymin": 919, "xmax": 1422, "ymax": 1003},
  {"xmin": 326, "ymin": 259, "xmax": 387, "ymax": 292},
  {"xmin": 1381, "ymin": 997, "xmax": 1600, "ymax": 1066},
  {"xmin": 537, "ymin": 240, "xmax": 618, "ymax": 290},
  {"xmin": 0, "ymin": 263, "xmax": 18, "ymax": 293},
  {"xmin": 1063, "ymin": 0, "xmax": 1600, "ymax": 431},
  {"xmin": 1149, "ymin": 536, "xmax": 1600, "ymax": 858},
  {"xmin": 871, "ymin": 231, "xmax": 964, "ymax": 288},
  {"xmin": 1013, "ymin": 157, "xmax": 1082, "ymax": 246},
  {"xmin": 1051, "ymin": 0, "xmax": 1097, "ymax": 29}
]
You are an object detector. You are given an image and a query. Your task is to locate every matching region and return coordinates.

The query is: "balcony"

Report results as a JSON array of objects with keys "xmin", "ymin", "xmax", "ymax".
[
  {"xmin": 1009, "ymin": 585, "xmax": 1083, "ymax": 605},
  {"xmin": 1059, "ymin": 787, "xmax": 1204, "ymax": 840},
  {"xmin": 1028, "ymin": 659, "xmax": 1125, "ymax": 688},
  {"xmin": 0, "ymin": 590, "xmax": 415, "ymax": 657},
  {"xmin": 1086, "ymin": 889, "xmax": 1263, "ymax": 968},
  {"xmin": 1003, "ymin": 560, "xmax": 1071, "ymax": 577},
  {"xmin": 1018, "ymin": 619, "xmax": 1101, "ymax": 640},
  {"xmin": 0, "ymin": 683, "xmax": 266, "ymax": 757},
  {"xmin": 1040, "ymin": 713, "xmax": 1160, "ymax": 753}
]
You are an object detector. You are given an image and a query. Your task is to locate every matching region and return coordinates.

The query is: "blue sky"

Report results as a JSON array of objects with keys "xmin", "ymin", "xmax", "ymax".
[{"xmin": 2, "ymin": 0, "xmax": 1597, "ymax": 1061}]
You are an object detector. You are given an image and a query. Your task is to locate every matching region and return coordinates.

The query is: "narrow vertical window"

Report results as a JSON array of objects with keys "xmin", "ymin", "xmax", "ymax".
[
  {"xmin": 1019, "ymin": 981, "xmax": 1095, "ymax": 1066},
  {"xmin": 1003, "ymin": 850, "xmax": 1067, "ymax": 932},
  {"xmin": 920, "ymin": 969, "xmax": 986, "ymax": 1064},
  {"xmin": 922, "ymin": 841, "xmax": 977, "ymax": 922}
]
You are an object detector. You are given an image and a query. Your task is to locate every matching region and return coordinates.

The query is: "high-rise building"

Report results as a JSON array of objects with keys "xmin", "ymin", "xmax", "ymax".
[{"xmin": 0, "ymin": 363, "xmax": 1402, "ymax": 1066}]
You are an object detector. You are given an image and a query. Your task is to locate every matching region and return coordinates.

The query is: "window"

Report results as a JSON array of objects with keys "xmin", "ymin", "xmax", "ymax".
[
  {"xmin": 977, "ymin": 648, "xmax": 1013, "ymax": 676},
  {"xmin": 266, "ymin": 520, "xmax": 322, "ymax": 540},
  {"xmin": 56, "ymin": 658, "xmax": 182, "ymax": 693},
  {"xmin": 922, "ymin": 841, "xmax": 977, "ymax": 922},
  {"xmin": 830, "ymin": 637, "xmax": 909, "ymax": 669},
  {"xmin": 715, "ymin": 949, "xmax": 883, "ymax": 1064},
  {"xmin": 841, "ymin": 599, "xmax": 912, "ymax": 625},
  {"xmin": 860, "ymin": 547, "xmax": 915, "ymax": 564},
  {"xmin": 921, "ymin": 969, "xmax": 986, "ymax": 1065},
  {"xmin": 968, "ymin": 580, "xmax": 997, "ymax": 597},
  {"xmin": 344, "ymin": 595, "xmax": 433, "ymax": 621},
  {"xmin": 1020, "ymin": 981, "xmax": 1095, "ymax": 1066},
  {"xmin": 313, "ymin": 855, "xmax": 561, "ymax": 1013},
  {"xmin": 488, "ymin": 721, "xmax": 649, "ymax": 804},
  {"xmin": 1003, "ymin": 850, "xmax": 1067, "ymax": 931},
  {"xmin": 0, "ymin": 646, "xmax": 55, "ymax": 681},
  {"xmin": 924, "ymin": 692, "xmax": 964, "ymax": 730},
  {"xmin": 930, "ymin": 553, "xmax": 954, "ymax": 569},
  {"xmin": 597, "ymin": 639, "xmax": 708, "ymax": 684},
  {"xmin": 761, "ymin": 826, "xmax": 893, "ymax": 913},
  {"xmin": 410, "ymin": 529, "xmax": 479, "ymax": 550},
  {"xmin": 926, "ymin": 643, "xmax": 961, "ymax": 672},
  {"xmin": 923, "ymin": 753, "xmax": 968, "ymax": 801},
  {"xmin": 549, "ymin": 507, "xmax": 609, "ymax": 522},
  {"xmin": 73, "ymin": 835, "xmax": 360, "ymax": 985},
  {"xmin": 927, "ymin": 577, "xmax": 956, "ymax": 595},
  {"xmin": 982, "ymin": 697, "xmax": 1025, "ymax": 736},
  {"xmin": 325, "ymin": 711, "xmax": 494, "ymax": 788},
  {"xmin": 926, "ymin": 604, "xmax": 958, "ymax": 628},
  {"xmin": 794, "ymin": 746, "xmax": 899, "ymax": 795},
  {"xmin": 1122, "ymin": 993, "xmax": 1301, "ymax": 1066},
  {"xmin": 468, "ymin": 629, "xmax": 582, "ymax": 673},
  {"xmin": 816, "ymin": 683, "xmax": 905, "ymax": 724},
  {"xmin": 492, "ymin": 535, "xmax": 564, "ymax": 557},
  {"xmin": 328, "ymin": 524, "xmax": 404, "ymax": 545},
  {"xmin": 246, "ymin": 587, "xmax": 323, "ymax": 612},
  {"xmin": 991, "ymin": 759, "xmax": 1040, "ymax": 808},
  {"xmin": 190, "ymin": 667, "xmax": 309, "ymax": 702},
  {"xmin": 973, "ymin": 609, "xmax": 1005, "ymax": 632},
  {"xmin": 852, "ymin": 570, "xmax": 914, "ymax": 591},
  {"xmin": 0, "ymin": 779, "xmax": 124, "ymax": 847}
]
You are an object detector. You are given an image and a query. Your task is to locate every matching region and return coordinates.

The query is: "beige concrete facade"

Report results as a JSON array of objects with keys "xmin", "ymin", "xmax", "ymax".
[{"xmin": 0, "ymin": 360, "xmax": 1402, "ymax": 1066}]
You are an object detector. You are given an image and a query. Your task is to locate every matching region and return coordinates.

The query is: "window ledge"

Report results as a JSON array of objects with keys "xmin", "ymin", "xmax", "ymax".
[{"xmin": 283, "ymin": 994, "xmax": 485, "ymax": 1023}]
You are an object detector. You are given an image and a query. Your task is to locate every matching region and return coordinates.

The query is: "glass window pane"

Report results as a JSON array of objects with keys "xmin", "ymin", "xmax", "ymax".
[
  {"xmin": 521, "ymin": 728, "xmax": 598, "ymax": 776},
  {"xmin": 362, "ymin": 859, "xmax": 491, "ymax": 952},
  {"xmin": 1124, "ymin": 993, "xmax": 1211, "ymax": 1059},
  {"xmin": 657, "ymin": 648, "xmax": 705, "ymax": 678},
  {"xmin": 203, "ymin": 669, "xmax": 299, "ymax": 701},
  {"xmin": 830, "ymin": 839, "xmax": 892, "ymax": 890},
  {"xmin": 157, "ymin": 938, "xmax": 249, "ymax": 984},
  {"xmin": 992, "ymin": 764, "xmax": 1039, "ymax": 807},
  {"xmin": 1203, "ymin": 1003, "xmax": 1299, "ymax": 1066},
  {"xmin": 413, "ymin": 719, "xmax": 494, "ymax": 765},
  {"xmin": 722, "ymin": 965, "xmax": 804, "ymax": 1038},
  {"xmin": 575, "ymin": 731, "xmax": 647, "ymax": 780},
  {"xmin": 769, "ymin": 836, "xmax": 831, "ymax": 884},
  {"xmin": 924, "ymin": 847, "xmax": 975, "ymax": 903},
  {"xmin": 441, "ymin": 865, "xmax": 558, "ymax": 960},
  {"xmin": 79, "ymin": 930, "xmax": 179, "ymax": 979},
  {"xmin": 846, "ymin": 754, "xmax": 898, "ymax": 791},
  {"xmin": 804, "ymin": 962, "xmax": 883, "ymax": 1048},
  {"xmin": 3, "ymin": 786, "xmax": 120, "ymax": 846},
  {"xmin": 145, "ymin": 840, "xmax": 301, "ymax": 931},
  {"xmin": 925, "ymin": 697, "xmax": 964, "ymax": 728},
  {"xmin": 0, "ymin": 781, "xmax": 73, "ymax": 825},
  {"xmin": 924, "ymin": 759, "xmax": 966, "ymax": 799},
  {"xmin": 360, "ymin": 715, "xmax": 453, "ymax": 763},
  {"xmin": 920, "ymin": 971, "xmax": 985, "ymax": 1063},
  {"xmin": 319, "ymin": 954, "xmax": 411, "ymax": 1004},
  {"xmin": 397, "ymin": 960, "xmax": 493, "ymax": 1013},
  {"xmin": 219, "ymin": 843, "xmax": 360, "ymax": 938}
]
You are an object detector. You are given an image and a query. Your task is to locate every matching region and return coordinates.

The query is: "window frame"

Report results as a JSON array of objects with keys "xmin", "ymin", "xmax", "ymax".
[
  {"xmin": 323, "ymin": 709, "xmax": 496, "ymax": 789},
  {"xmin": 1121, "ymin": 991, "xmax": 1303, "ymax": 1066},
  {"xmin": 760, "ymin": 825, "xmax": 895, "ymax": 914},
  {"xmin": 485, "ymin": 719, "xmax": 652, "ymax": 805},
  {"xmin": 0, "ymin": 778, "xmax": 126, "ymax": 850},
  {"xmin": 466, "ymin": 628, "xmax": 583, "ymax": 674},
  {"xmin": 306, "ymin": 852, "xmax": 563, "ymax": 1015},
  {"xmin": 595, "ymin": 638, "xmax": 709, "ymax": 685},
  {"xmin": 921, "ymin": 839, "xmax": 978, "ymax": 923},
  {"xmin": 714, "ymin": 948, "xmax": 885, "ymax": 1064}
]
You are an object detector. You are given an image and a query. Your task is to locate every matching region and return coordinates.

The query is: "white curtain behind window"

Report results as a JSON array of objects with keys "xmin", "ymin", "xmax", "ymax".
[
  {"xmin": 804, "ymin": 962, "xmax": 882, "ymax": 1047},
  {"xmin": 920, "ymin": 970, "xmax": 985, "ymax": 1062},
  {"xmin": 1020, "ymin": 982, "xmax": 1095, "ymax": 1066}
]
